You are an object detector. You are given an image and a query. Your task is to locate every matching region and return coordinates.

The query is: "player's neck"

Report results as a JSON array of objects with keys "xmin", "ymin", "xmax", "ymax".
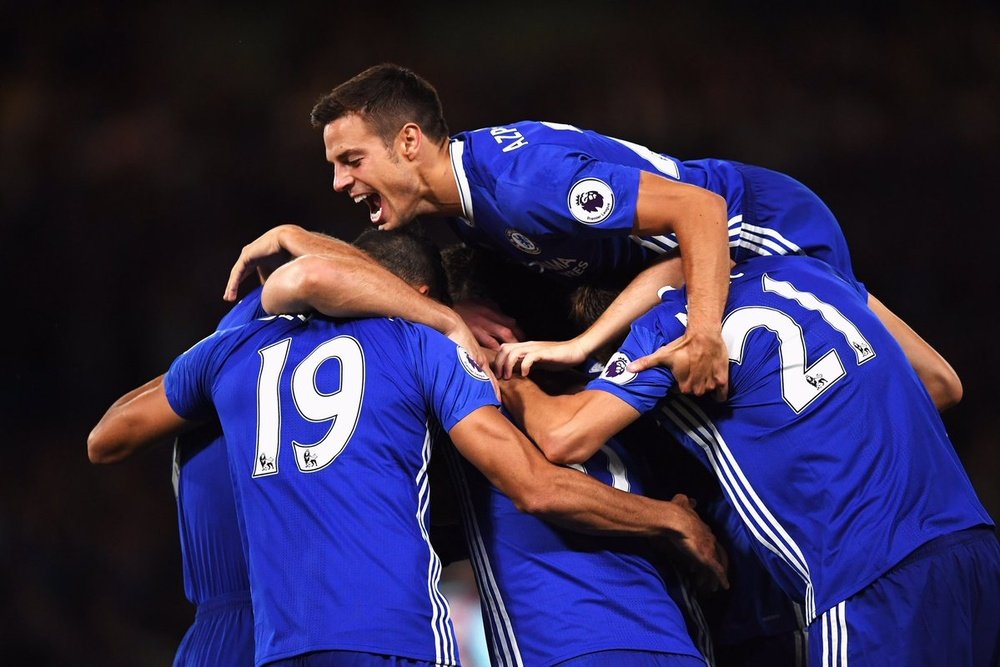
[{"xmin": 418, "ymin": 140, "xmax": 463, "ymax": 218}]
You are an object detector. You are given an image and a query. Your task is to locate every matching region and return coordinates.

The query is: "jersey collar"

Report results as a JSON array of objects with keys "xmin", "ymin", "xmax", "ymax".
[{"xmin": 448, "ymin": 139, "xmax": 475, "ymax": 226}]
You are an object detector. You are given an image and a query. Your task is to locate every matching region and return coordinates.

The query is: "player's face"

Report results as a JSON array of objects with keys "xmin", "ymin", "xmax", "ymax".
[{"xmin": 323, "ymin": 114, "xmax": 421, "ymax": 231}]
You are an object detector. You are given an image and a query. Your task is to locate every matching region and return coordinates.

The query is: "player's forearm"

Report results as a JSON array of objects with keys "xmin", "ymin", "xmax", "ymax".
[
  {"xmin": 262, "ymin": 255, "xmax": 462, "ymax": 333},
  {"xmin": 672, "ymin": 200, "xmax": 729, "ymax": 336},
  {"xmin": 868, "ymin": 294, "xmax": 962, "ymax": 410},
  {"xmin": 525, "ymin": 469, "xmax": 696, "ymax": 538},
  {"xmin": 88, "ymin": 376, "xmax": 193, "ymax": 464},
  {"xmin": 574, "ymin": 258, "xmax": 684, "ymax": 356},
  {"xmin": 633, "ymin": 173, "xmax": 729, "ymax": 335},
  {"xmin": 500, "ymin": 376, "xmax": 604, "ymax": 464},
  {"xmin": 274, "ymin": 224, "xmax": 370, "ymax": 263}
]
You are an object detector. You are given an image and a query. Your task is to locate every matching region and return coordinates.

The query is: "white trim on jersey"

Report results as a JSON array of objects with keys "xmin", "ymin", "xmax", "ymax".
[
  {"xmin": 415, "ymin": 426, "xmax": 459, "ymax": 666},
  {"xmin": 670, "ymin": 563, "xmax": 716, "ymax": 667},
  {"xmin": 443, "ymin": 445, "xmax": 525, "ymax": 667},
  {"xmin": 739, "ymin": 222, "xmax": 803, "ymax": 257},
  {"xmin": 819, "ymin": 602, "xmax": 848, "ymax": 667},
  {"xmin": 629, "ymin": 234, "xmax": 679, "ymax": 254},
  {"xmin": 449, "ymin": 140, "xmax": 475, "ymax": 224},
  {"xmin": 660, "ymin": 396, "xmax": 817, "ymax": 623}
]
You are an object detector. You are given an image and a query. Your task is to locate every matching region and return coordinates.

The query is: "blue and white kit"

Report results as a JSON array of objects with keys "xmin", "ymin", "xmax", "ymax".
[
  {"xmin": 165, "ymin": 312, "xmax": 498, "ymax": 666},
  {"xmin": 447, "ymin": 121, "xmax": 853, "ymax": 285},
  {"xmin": 589, "ymin": 255, "xmax": 997, "ymax": 666}
]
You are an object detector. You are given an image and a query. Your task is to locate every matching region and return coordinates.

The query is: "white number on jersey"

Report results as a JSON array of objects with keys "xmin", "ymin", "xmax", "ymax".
[
  {"xmin": 723, "ymin": 274, "xmax": 876, "ymax": 414},
  {"xmin": 253, "ymin": 336, "xmax": 365, "ymax": 477},
  {"xmin": 566, "ymin": 445, "xmax": 632, "ymax": 492}
]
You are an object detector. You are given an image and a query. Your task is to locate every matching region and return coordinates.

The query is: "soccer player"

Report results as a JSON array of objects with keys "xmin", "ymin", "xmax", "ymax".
[
  {"xmin": 349, "ymin": 229, "xmax": 716, "ymax": 666},
  {"xmin": 89, "ymin": 288, "xmax": 267, "ymax": 667},
  {"xmin": 89, "ymin": 261, "xmax": 725, "ymax": 667},
  {"xmin": 500, "ymin": 255, "xmax": 999, "ymax": 666}
]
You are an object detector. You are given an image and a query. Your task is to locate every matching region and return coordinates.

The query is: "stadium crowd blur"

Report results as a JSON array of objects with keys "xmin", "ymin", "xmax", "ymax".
[{"xmin": 3, "ymin": 2, "xmax": 997, "ymax": 665}]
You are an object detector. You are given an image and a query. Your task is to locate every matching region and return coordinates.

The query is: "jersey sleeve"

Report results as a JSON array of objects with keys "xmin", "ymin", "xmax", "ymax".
[
  {"xmin": 586, "ymin": 304, "xmax": 686, "ymax": 413},
  {"xmin": 216, "ymin": 286, "xmax": 266, "ymax": 331},
  {"xmin": 406, "ymin": 323, "xmax": 500, "ymax": 431},
  {"xmin": 164, "ymin": 331, "xmax": 229, "ymax": 422},
  {"xmin": 494, "ymin": 143, "xmax": 641, "ymax": 238}
]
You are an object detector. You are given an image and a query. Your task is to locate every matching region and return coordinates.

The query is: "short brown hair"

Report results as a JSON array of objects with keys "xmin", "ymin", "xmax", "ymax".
[{"xmin": 311, "ymin": 64, "xmax": 450, "ymax": 146}]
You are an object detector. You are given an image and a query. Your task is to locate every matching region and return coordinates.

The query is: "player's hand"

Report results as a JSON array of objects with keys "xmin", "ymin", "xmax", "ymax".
[
  {"xmin": 627, "ymin": 328, "xmax": 729, "ymax": 400},
  {"xmin": 453, "ymin": 299, "xmax": 525, "ymax": 351},
  {"xmin": 494, "ymin": 338, "xmax": 588, "ymax": 380},
  {"xmin": 224, "ymin": 225, "xmax": 303, "ymax": 301},
  {"xmin": 444, "ymin": 317, "xmax": 500, "ymax": 399},
  {"xmin": 663, "ymin": 493, "xmax": 729, "ymax": 593}
]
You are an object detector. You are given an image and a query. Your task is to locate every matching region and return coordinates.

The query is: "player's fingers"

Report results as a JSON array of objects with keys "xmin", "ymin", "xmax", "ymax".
[
  {"xmin": 224, "ymin": 257, "xmax": 252, "ymax": 301},
  {"xmin": 626, "ymin": 350, "xmax": 668, "ymax": 374},
  {"xmin": 520, "ymin": 352, "xmax": 538, "ymax": 377},
  {"xmin": 501, "ymin": 347, "xmax": 526, "ymax": 380},
  {"xmin": 479, "ymin": 333, "xmax": 502, "ymax": 352},
  {"xmin": 486, "ymin": 324, "xmax": 519, "ymax": 346}
]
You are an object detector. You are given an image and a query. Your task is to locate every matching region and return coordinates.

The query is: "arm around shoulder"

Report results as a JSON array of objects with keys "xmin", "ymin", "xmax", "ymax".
[
  {"xmin": 867, "ymin": 293, "xmax": 962, "ymax": 410},
  {"xmin": 88, "ymin": 375, "xmax": 197, "ymax": 463}
]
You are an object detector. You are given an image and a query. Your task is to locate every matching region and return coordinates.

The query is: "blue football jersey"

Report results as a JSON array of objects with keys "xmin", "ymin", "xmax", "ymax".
[
  {"xmin": 444, "ymin": 429, "xmax": 706, "ymax": 667},
  {"xmin": 447, "ymin": 121, "xmax": 853, "ymax": 285},
  {"xmin": 588, "ymin": 255, "xmax": 993, "ymax": 624},
  {"xmin": 164, "ymin": 313, "xmax": 499, "ymax": 666},
  {"xmin": 171, "ymin": 287, "xmax": 266, "ymax": 666}
]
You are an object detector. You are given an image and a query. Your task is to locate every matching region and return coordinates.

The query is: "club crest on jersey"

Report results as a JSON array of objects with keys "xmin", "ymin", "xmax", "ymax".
[
  {"xmin": 600, "ymin": 352, "xmax": 637, "ymax": 385},
  {"xmin": 568, "ymin": 178, "xmax": 615, "ymax": 224},
  {"xmin": 457, "ymin": 346, "xmax": 490, "ymax": 381},
  {"xmin": 505, "ymin": 228, "xmax": 542, "ymax": 254}
]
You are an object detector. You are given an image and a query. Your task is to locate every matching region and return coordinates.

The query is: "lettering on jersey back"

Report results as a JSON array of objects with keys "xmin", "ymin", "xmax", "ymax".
[
  {"xmin": 526, "ymin": 257, "xmax": 590, "ymax": 278},
  {"xmin": 490, "ymin": 126, "xmax": 529, "ymax": 153}
]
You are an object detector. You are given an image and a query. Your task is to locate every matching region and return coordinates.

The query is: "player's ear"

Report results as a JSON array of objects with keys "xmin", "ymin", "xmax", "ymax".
[
  {"xmin": 399, "ymin": 123, "xmax": 421, "ymax": 160},
  {"xmin": 416, "ymin": 284, "xmax": 430, "ymax": 296}
]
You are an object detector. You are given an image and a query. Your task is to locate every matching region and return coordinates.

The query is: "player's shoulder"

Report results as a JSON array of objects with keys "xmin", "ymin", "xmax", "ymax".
[
  {"xmin": 730, "ymin": 255, "xmax": 866, "ymax": 301},
  {"xmin": 460, "ymin": 120, "xmax": 591, "ymax": 166}
]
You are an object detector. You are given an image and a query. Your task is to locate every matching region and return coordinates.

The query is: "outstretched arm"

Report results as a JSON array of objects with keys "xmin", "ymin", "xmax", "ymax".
[
  {"xmin": 632, "ymin": 172, "xmax": 730, "ymax": 398},
  {"xmin": 230, "ymin": 225, "xmax": 488, "ymax": 370},
  {"xmin": 868, "ymin": 293, "xmax": 962, "ymax": 410},
  {"xmin": 499, "ymin": 374, "xmax": 639, "ymax": 465},
  {"xmin": 449, "ymin": 406, "xmax": 727, "ymax": 589},
  {"xmin": 88, "ymin": 376, "xmax": 197, "ymax": 464},
  {"xmin": 495, "ymin": 255, "xmax": 685, "ymax": 378}
]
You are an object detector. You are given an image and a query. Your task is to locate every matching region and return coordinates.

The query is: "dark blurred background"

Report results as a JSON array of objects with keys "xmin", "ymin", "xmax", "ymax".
[{"xmin": 3, "ymin": 2, "xmax": 997, "ymax": 664}]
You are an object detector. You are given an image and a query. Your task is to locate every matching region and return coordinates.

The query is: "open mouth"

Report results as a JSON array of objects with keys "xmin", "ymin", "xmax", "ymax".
[{"xmin": 353, "ymin": 193, "xmax": 383, "ymax": 225}]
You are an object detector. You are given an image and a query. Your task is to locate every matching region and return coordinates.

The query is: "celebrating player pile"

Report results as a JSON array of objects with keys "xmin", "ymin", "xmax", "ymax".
[{"xmin": 91, "ymin": 64, "xmax": 998, "ymax": 667}]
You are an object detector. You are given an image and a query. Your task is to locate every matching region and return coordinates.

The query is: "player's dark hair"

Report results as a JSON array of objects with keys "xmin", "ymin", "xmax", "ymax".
[
  {"xmin": 569, "ymin": 284, "xmax": 623, "ymax": 364},
  {"xmin": 352, "ymin": 225, "xmax": 450, "ymax": 305},
  {"xmin": 311, "ymin": 64, "xmax": 450, "ymax": 146}
]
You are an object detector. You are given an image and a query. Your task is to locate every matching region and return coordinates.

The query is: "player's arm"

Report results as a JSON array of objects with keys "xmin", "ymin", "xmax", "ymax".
[
  {"xmin": 225, "ymin": 224, "xmax": 373, "ymax": 300},
  {"xmin": 448, "ymin": 405, "xmax": 727, "ymax": 588},
  {"xmin": 499, "ymin": 374, "xmax": 639, "ymax": 465},
  {"xmin": 88, "ymin": 375, "xmax": 198, "ymax": 464},
  {"xmin": 631, "ymin": 172, "xmax": 730, "ymax": 398},
  {"xmin": 495, "ymin": 255, "xmax": 684, "ymax": 377},
  {"xmin": 255, "ymin": 248, "xmax": 486, "ymax": 371},
  {"xmin": 868, "ymin": 293, "xmax": 962, "ymax": 410}
]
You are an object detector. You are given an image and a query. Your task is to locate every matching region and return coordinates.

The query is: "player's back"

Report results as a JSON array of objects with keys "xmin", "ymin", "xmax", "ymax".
[
  {"xmin": 445, "ymin": 431, "xmax": 707, "ymax": 667},
  {"xmin": 652, "ymin": 256, "xmax": 993, "ymax": 621},
  {"xmin": 166, "ymin": 313, "xmax": 495, "ymax": 666},
  {"xmin": 450, "ymin": 120, "xmax": 852, "ymax": 285},
  {"xmin": 171, "ymin": 288, "xmax": 265, "ymax": 667}
]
